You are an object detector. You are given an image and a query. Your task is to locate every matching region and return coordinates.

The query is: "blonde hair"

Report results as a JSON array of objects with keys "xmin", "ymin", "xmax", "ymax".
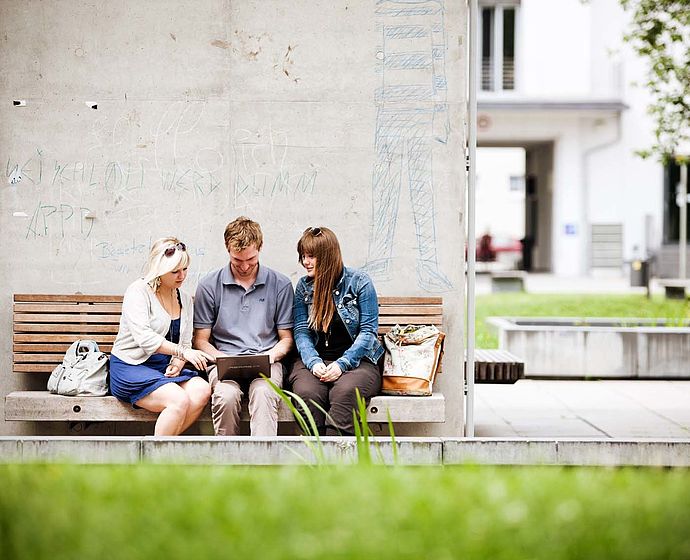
[
  {"xmin": 297, "ymin": 227, "xmax": 344, "ymax": 333},
  {"xmin": 143, "ymin": 237, "xmax": 190, "ymax": 290},
  {"xmin": 224, "ymin": 216, "xmax": 263, "ymax": 252}
]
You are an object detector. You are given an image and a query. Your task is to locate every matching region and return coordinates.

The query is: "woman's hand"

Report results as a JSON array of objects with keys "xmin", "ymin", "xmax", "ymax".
[
  {"xmin": 312, "ymin": 362, "xmax": 327, "ymax": 379},
  {"xmin": 165, "ymin": 357, "xmax": 184, "ymax": 377},
  {"xmin": 320, "ymin": 362, "xmax": 342, "ymax": 382},
  {"xmin": 182, "ymin": 348, "xmax": 213, "ymax": 371}
]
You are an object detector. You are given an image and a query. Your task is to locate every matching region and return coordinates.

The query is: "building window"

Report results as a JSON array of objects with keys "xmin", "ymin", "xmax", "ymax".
[
  {"xmin": 480, "ymin": 3, "xmax": 518, "ymax": 92},
  {"xmin": 509, "ymin": 175, "xmax": 524, "ymax": 192}
]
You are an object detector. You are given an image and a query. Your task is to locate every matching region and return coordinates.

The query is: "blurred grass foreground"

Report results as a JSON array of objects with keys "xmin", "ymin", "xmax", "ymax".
[{"xmin": 1, "ymin": 464, "xmax": 689, "ymax": 560}]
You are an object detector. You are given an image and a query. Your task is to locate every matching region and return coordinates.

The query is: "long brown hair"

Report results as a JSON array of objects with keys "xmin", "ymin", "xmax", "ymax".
[{"xmin": 297, "ymin": 227, "xmax": 344, "ymax": 333}]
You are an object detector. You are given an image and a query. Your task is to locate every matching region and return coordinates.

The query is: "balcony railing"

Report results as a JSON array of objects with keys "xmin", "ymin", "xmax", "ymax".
[{"xmin": 481, "ymin": 57, "xmax": 514, "ymax": 91}]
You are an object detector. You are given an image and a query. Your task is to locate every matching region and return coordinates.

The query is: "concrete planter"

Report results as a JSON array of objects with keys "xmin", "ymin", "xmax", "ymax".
[{"xmin": 487, "ymin": 317, "xmax": 690, "ymax": 378}]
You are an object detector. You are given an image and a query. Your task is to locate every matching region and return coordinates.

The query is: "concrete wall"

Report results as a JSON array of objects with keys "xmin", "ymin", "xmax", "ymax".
[
  {"xmin": 491, "ymin": 317, "xmax": 690, "ymax": 378},
  {"xmin": 0, "ymin": 0, "xmax": 468, "ymax": 436},
  {"xmin": 3, "ymin": 436, "xmax": 690, "ymax": 466}
]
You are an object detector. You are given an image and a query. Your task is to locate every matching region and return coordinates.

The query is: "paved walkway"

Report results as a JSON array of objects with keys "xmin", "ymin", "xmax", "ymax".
[
  {"xmin": 474, "ymin": 270, "xmax": 667, "ymax": 295},
  {"xmin": 475, "ymin": 380, "xmax": 690, "ymax": 439},
  {"xmin": 472, "ymin": 271, "xmax": 689, "ymax": 439}
]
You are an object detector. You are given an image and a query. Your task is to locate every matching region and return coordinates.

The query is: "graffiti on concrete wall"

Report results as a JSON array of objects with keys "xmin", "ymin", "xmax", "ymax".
[{"xmin": 365, "ymin": 0, "xmax": 452, "ymax": 292}]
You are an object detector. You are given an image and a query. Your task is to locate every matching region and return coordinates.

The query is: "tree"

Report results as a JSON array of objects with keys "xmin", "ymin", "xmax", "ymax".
[{"xmin": 620, "ymin": 0, "xmax": 690, "ymax": 163}]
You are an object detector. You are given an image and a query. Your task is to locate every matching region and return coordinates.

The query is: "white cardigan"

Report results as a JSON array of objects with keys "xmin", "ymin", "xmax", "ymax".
[{"xmin": 111, "ymin": 278, "xmax": 194, "ymax": 365}]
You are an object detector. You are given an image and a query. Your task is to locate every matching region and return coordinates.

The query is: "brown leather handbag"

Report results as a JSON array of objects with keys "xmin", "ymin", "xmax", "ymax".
[{"xmin": 381, "ymin": 325, "xmax": 445, "ymax": 396}]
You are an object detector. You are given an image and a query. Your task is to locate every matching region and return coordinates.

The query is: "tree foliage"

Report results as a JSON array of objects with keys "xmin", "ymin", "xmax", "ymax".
[{"xmin": 620, "ymin": 0, "xmax": 690, "ymax": 162}]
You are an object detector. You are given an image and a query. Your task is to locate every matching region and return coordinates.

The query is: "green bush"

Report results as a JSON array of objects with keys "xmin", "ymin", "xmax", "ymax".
[{"xmin": 1, "ymin": 464, "xmax": 689, "ymax": 560}]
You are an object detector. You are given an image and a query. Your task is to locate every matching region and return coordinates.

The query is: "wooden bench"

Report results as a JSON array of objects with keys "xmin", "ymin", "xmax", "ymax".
[
  {"xmin": 472, "ymin": 349, "xmax": 524, "ymax": 383},
  {"xmin": 490, "ymin": 271, "xmax": 526, "ymax": 293},
  {"xmin": 6, "ymin": 294, "xmax": 447, "ymax": 425},
  {"xmin": 5, "ymin": 294, "xmax": 523, "ymax": 427},
  {"xmin": 658, "ymin": 279, "xmax": 690, "ymax": 300}
]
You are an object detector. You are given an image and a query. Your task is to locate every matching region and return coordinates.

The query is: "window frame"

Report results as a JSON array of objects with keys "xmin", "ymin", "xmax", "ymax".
[{"xmin": 479, "ymin": 1, "xmax": 520, "ymax": 93}]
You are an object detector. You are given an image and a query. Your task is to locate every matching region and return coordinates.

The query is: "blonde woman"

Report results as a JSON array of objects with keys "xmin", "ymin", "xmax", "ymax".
[
  {"xmin": 110, "ymin": 237, "xmax": 212, "ymax": 435},
  {"xmin": 291, "ymin": 227, "xmax": 383, "ymax": 435}
]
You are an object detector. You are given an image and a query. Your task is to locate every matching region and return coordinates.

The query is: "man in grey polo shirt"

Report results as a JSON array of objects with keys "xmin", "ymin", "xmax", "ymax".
[{"xmin": 193, "ymin": 216, "xmax": 294, "ymax": 436}]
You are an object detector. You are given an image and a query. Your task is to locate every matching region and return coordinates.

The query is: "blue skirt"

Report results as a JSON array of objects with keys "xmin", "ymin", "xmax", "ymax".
[{"xmin": 109, "ymin": 353, "xmax": 200, "ymax": 405}]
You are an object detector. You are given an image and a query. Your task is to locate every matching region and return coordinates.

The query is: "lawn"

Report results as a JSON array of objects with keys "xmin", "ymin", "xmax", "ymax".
[
  {"xmin": 475, "ymin": 293, "xmax": 690, "ymax": 347},
  {"xmin": 1, "ymin": 464, "xmax": 689, "ymax": 560}
]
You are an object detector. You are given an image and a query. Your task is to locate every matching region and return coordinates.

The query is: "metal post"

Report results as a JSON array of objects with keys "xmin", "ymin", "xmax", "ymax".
[{"xmin": 465, "ymin": 0, "xmax": 478, "ymax": 437}]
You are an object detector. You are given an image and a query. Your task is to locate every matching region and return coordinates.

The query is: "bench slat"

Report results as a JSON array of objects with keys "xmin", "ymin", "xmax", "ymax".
[
  {"xmin": 16, "ymin": 294, "xmax": 441, "ymax": 306},
  {"xmin": 14, "ymin": 334, "xmax": 117, "ymax": 344},
  {"xmin": 378, "ymin": 316, "xmax": 443, "ymax": 325},
  {"xmin": 14, "ymin": 294, "xmax": 124, "ymax": 303},
  {"xmin": 378, "ymin": 296, "xmax": 442, "ymax": 305},
  {"xmin": 15, "ymin": 313, "xmax": 122, "ymax": 324},
  {"xmin": 14, "ymin": 354, "xmax": 68, "ymax": 363},
  {"xmin": 14, "ymin": 364, "xmax": 63, "ymax": 373},
  {"xmin": 13, "ymin": 324, "xmax": 120, "ymax": 333},
  {"xmin": 14, "ymin": 343, "xmax": 114, "ymax": 353},
  {"xmin": 14, "ymin": 303, "xmax": 123, "ymax": 313},
  {"xmin": 378, "ymin": 306, "xmax": 443, "ymax": 315}
]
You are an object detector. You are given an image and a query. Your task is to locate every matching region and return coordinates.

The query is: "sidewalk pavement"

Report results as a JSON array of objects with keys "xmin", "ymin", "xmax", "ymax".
[
  {"xmin": 473, "ymin": 270, "xmax": 689, "ymax": 439},
  {"xmin": 475, "ymin": 380, "xmax": 690, "ymax": 439},
  {"xmin": 474, "ymin": 270, "xmax": 665, "ymax": 295}
]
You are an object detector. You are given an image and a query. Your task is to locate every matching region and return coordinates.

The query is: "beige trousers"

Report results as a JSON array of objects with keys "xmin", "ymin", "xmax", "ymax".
[{"xmin": 207, "ymin": 362, "xmax": 284, "ymax": 436}]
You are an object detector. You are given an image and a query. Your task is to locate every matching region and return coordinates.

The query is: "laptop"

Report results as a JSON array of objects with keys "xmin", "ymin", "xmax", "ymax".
[{"xmin": 215, "ymin": 354, "xmax": 272, "ymax": 382}]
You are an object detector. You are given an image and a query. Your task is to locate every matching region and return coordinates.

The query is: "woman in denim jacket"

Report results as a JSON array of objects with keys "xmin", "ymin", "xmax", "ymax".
[{"xmin": 290, "ymin": 227, "xmax": 384, "ymax": 435}]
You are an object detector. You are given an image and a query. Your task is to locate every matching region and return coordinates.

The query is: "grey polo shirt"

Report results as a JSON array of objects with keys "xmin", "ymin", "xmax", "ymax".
[{"xmin": 193, "ymin": 264, "xmax": 294, "ymax": 355}]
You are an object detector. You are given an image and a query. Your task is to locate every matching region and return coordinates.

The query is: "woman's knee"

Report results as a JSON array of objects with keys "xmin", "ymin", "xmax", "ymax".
[
  {"xmin": 290, "ymin": 372, "xmax": 324, "ymax": 401},
  {"xmin": 329, "ymin": 381, "xmax": 361, "ymax": 404},
  {"xmin": 290, "ymin": 378, "xmax": 316, "ymax": 399},
  {"xmin": 331, "ymin": 369, "xmax": 380, "ymax": 403},
  {"xmin": 165, "ymin": 391, "xmax": 191, "ymax": 416},
  {"xmin": 187, "ymin": 379, "xmax": 211, "ymax": 407}
]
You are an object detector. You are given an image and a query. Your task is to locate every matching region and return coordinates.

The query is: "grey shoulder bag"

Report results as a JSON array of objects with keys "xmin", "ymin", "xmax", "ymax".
[{"xmin": 47, "ymin": 339, "xmax": 109, "ymax": 397}]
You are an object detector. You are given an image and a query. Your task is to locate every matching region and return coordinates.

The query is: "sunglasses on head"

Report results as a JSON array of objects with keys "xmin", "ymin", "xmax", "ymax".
[
  {"xmin": 304, "ymin": 227, "xmax": 322, "ymax": 236},
  {"xmin": 163, "ymin": 242, "xmax": 186, "ymax": 257}
]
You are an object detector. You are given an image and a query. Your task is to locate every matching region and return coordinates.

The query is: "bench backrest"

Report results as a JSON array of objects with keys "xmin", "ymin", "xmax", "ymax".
[{"xmin": 12, "ymin": 294, "xmax": 443, "ymax": 374}]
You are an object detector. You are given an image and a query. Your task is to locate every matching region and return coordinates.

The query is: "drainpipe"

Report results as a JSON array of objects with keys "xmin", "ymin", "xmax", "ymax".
[
  {"xmin": 582, "ymin": 115, "xmax": 622, "ymax": 275},
  {"xmin": 465, "ymin": 0, "xmax": 478, "ymax": 437}
]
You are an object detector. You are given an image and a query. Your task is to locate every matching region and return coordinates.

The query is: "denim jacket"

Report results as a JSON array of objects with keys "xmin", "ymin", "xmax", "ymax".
[{"xmin": 293, "ymin": 267, "xmax": 384, "ymax": 372}]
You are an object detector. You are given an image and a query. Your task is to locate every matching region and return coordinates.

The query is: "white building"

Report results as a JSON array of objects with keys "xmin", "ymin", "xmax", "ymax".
[{"xmin": 476, "ymin": 0, "xmax": 687, "ymax": 277}]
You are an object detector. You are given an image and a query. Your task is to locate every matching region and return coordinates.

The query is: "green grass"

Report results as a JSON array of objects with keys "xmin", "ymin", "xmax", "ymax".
[
  {"xmin": 1, "ymin": 464, "xmax": 689, "ymax": 560},
  {"xmin": 476, "ymin": 293, "xmax": 690, "ymax": 347}
]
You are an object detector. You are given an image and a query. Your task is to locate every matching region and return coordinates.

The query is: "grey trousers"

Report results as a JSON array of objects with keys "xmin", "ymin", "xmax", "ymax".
[
  {"xmin": 288, "ymin": 358, "xmax": 381, "ymax": 434},
  {"xmin": 207, "ymin": 362, "xmax": 284, "ymax": 436}
]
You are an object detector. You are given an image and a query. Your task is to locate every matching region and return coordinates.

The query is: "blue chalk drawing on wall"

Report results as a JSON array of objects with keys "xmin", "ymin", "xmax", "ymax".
[{"xmin": 364, "ymin": 0, "xmax": 452, "ymax": 293}]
